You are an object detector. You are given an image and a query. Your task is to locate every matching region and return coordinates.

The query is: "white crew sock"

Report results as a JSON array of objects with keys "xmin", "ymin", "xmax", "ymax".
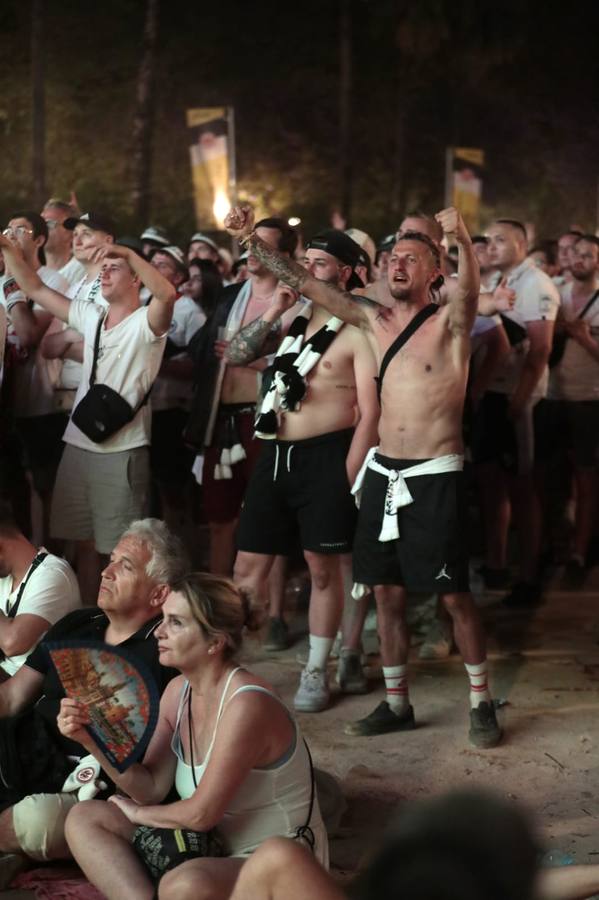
[
  {"xmin": 307, "ymin": 635, "xmax": 334, "ymax": 671},
  {"xmin": 465, "ymin": 661, "xmax": 491, "ymax": 708},
  {"xmin": 383, "ymin": 664, "xmax": 409, "ymax": 713}
]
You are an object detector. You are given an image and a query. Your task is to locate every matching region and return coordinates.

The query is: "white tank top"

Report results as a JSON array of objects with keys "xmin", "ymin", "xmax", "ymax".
[{"xmin": 171, "ymin": 668, "xmax": 328, "ymax": 864}]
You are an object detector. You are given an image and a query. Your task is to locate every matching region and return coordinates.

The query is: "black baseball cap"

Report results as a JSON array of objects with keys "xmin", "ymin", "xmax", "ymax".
[
  {"xmin": 306, "ymin": 229, "xmax": 364, "ymax": 289},
  {"xmin": 63, "ymin": 212, "xmax": 117, "ymax": 238},
  {"xmin": 377, "ymin": 233, "xmax": 396, "ymax": 253}
]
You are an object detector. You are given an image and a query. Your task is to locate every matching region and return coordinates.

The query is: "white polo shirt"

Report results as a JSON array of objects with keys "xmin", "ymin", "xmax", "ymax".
[
  {"xmin": 548, "ymin": 282, "xmax": 599, "ymax": 402},
  {"xmin": 63, "ymin": 300, "xmax": 166, "ymax": 453},
  {"xmin": 489, "ymin": 258, "xmax": 560, "ymax": 399},
  {"xmin": 0, "ymin": 550, "xmax": 81, "ymax": 676}
]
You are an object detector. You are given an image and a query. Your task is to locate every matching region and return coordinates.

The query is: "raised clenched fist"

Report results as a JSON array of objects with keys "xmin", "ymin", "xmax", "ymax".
[
  {"xmin": 435, "ymin": 207, "xmax": 470, "ymax": 245},
  {"xmin": 224, "ymin": 206, "xmax": 255, "ymax": 240}
]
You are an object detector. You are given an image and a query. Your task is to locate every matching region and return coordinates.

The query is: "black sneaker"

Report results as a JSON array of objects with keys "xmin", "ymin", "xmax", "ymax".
[
  {"xmin": 502, "ymin": 581, "xmax": 542, "ymax": 608},
  {"xmin": 263, "ymin": 618, "xmax": 289, "ymax": 652},
  {"xmin": 469, "ymin": 700, "xmax": 502, "ymax": 748},
  {"xmin": 344, "ymin": 701, "xmax": 415, "ymax": 737}
]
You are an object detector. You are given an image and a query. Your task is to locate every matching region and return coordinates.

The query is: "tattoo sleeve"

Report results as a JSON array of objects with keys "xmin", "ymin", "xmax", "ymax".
[
  {"xmin": 225, "ymin": 317, "xmax": 281, "ymax": 365},
  {"xmin": 245, "ymin": 233, "xmax": 309, "ymax": 291}
]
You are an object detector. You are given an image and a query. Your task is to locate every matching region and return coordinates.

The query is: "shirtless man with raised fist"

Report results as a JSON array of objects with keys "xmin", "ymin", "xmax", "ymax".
[{"xmin": 225, "ymin": 204, "xmax": 501, "ymax": 748}]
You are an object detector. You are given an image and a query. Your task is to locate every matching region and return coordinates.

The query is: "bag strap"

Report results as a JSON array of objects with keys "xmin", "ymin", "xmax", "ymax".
[
  {"xmin": 575, "ymin": 289, "xmax": 599, "ymax": 321},
  {"xmin": 88, "ymin": 313, "xmax": 104, "ymax": 388},
  {"xmin": 294, "ymin": 738, "xmax": 316, "ymax": 851},
  {"xmin": 8, "ymin": 551, "xmax": 48, "ymax": 619},
  {"xmin": 88, "ymin": 312, "xmax": 153, "ymax": 414},
  {"xmin": 376, "ymin": 303, "xmax": 438, "ymax": 401}
]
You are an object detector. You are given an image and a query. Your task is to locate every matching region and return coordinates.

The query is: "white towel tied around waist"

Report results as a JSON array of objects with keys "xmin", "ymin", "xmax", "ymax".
[
  {"xmin": 350, "ymin": 448, "xmax": 464, "ymax": 600},
  {"xmin": 352, "ymin": 448, "xmax": 464, "ymax": 540}
]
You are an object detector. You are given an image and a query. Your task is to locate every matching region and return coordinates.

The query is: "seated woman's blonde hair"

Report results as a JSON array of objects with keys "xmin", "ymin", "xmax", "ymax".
[{"xmin": 171, "ymin": 572, "xmax": 250, "ymax": 658}]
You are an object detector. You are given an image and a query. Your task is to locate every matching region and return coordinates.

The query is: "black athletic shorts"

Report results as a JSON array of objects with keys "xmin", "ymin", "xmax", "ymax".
[
  {"xmin": 469, "ymin": 390, "xmax": 536, "ymax": 475},
  {"xmin": 15, "ymin": 413, "xmax": 68, "ymax": 495},
  {"xmin": 236, "ymin": 428, "xmax": 357, "ymax": 556},
  {"xmin": 352, "ymin": 454, "xmax": 470, "ymax": 594},
  {"xmin": 534, "ymin": 398, "xmax": 599, "ymax": 468},
  {"xmin": 150, "ymin": 408, "xmax": 194, "ymax": 486}
]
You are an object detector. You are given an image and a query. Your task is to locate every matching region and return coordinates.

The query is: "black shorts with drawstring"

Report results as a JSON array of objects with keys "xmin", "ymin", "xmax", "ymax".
[{"xmin": 236, "ymin": 428, "xmax": 357, "ymax": 555}]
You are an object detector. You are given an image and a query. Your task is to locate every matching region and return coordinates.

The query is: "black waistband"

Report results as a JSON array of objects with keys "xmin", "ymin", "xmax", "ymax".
[
  {"xmin": 218, "ymin": 403, "xmax": 256, "ymax": 417},
  {"xmin": 374, "ymin": 452, "xmax": 432, "ymax": 469},
  {"xmin": 268, "ymin": 427, "xmax": 354, "ymax": 450}
]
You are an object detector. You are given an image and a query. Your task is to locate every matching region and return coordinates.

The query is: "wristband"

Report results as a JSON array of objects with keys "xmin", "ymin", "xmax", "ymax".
[
  {"xmin": 2, "ymin": 277, "xmax": 25, "ymax": 310},
  {"xmin": 6, "ymin": 296, "xmax": 27, "ymax": 314}
]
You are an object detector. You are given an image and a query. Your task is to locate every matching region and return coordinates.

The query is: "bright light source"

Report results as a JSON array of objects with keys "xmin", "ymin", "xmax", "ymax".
[
  {"xmin": 288, "ymin": 216, "xmax": 301, "ymax": 227},
  {"xmin": 213, "ymin": 191, "xmax": 231, "ymax": 227}
]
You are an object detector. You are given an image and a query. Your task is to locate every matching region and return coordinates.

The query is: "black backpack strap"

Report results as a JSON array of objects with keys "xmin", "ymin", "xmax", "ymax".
[
  {"xmin": 8, "ymin": 551, "xmax": 48, "ymax": 619},
  {"xmin": 375, "ymin": 303, "xmax": 438, "ymax": 401}
]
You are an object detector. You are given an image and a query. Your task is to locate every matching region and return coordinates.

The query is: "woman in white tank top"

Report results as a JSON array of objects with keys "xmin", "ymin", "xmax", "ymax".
[{"xmin": 60, "ymin": 572, "xmax": 327, "ymax": 900}]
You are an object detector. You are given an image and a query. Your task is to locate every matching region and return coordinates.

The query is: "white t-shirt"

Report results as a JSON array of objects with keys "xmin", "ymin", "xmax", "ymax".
[
  {"xmin": 548, "ymin": 282, "xmax": 599, "ymax": 402},
  {"xmin": 58, "ymin": 256, "xmax": 87, "ymax": 288},
  {"xmin": 1, "ymin": 266, "xmax": 69, "ymax": 417},
  {"xmin": 151, "ymin": 294, "xmax": 205, "ymax": 412},
  {"xmin": 63, "ymin": 300, "xmax": 166, "ymax": 453},
  {"xmin": 0, "ymin": 549, "xmax": 80, "ymax": 676},
  {"xmin": 58, "ymin": 272, "xmax": 108, "ymax": 391},
  {"xmin": 489, "ymin": 258, "xmax": 560, "ymax": 398}
]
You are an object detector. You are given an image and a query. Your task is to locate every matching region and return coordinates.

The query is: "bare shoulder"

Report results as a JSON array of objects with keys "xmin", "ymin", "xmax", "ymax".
[
  {"xmin": 225, "ymin": 677, "xmax": 287, "ymax": 725},
  {"xmin": 160, "ymin": 674, "xmax": 186, "ymax": 726},
  {"xmin": 343, "ymin": 320, "xmax": 377, "ymax": 353}
]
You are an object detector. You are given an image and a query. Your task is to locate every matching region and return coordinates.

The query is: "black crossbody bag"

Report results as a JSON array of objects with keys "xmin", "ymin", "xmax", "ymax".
[{"xmin": 72, "ymin": 314, "xmax": 152, "ymax": 443}]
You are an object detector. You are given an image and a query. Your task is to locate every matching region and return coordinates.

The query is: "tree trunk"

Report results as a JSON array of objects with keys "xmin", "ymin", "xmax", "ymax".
[
  {"xmin": 389, "ymin": 77, "xmax": 406, "ymax": 225},
  {"xmin": 130, "ymin": 0, "xmax": 160, "ymax": 225},
  {"xmin": 31, "ymin": 0, "xmax": 45, "ymax": 208},
  {"xmin": 338, "ymin": 0, "xmax": 352, "ymax": 223}
]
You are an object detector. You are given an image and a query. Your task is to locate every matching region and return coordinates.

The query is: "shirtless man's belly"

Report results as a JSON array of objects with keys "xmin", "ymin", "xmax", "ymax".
[
  {"xmin": 372, "ymin": 315, "xmax": 469, "ymax": 459},
  {"xmin": 276, "ymin": 331, "xmax": 361, "ymax": 442}
]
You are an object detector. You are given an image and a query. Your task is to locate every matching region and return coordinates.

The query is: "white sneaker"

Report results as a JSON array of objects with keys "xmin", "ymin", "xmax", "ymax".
[{"xmin": 294, "ymin": 666, "xmax": 330, "ymax": 712}]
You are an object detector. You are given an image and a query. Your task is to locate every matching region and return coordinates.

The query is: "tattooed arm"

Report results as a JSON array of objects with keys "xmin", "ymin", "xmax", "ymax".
[
  {"xmin": 225, "ymin": 283, "xmax": 297, "ymax": 365},
  {"xmin": 224, "ymin": 206, "xmax": 373, "ymax": 331},
  {"xmin": 226, "ymin": 317, "xmax": 281, "ymax": 365},
  {"xmin": 245, "ymin": 232, "xmax": 372, "ymax": 330}
]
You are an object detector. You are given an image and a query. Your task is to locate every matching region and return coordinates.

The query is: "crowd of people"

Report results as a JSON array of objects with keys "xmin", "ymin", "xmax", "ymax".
[{"xmin": 0, "ymin": 194, "xmax": 597, "ymax": 897}]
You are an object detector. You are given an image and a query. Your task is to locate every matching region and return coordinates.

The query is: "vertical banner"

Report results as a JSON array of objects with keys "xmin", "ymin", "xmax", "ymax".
[
  {"xmin": 445, "ymin": 147, "xmax": 484, "ymax": 234},
  {"xmin": 186, "ymin": 107, "xmax": 236, "ymax": 229}
]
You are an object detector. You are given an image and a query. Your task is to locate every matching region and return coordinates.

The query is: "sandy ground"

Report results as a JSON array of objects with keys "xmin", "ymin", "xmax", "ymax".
[
  {"xmin": 2, "ymin": 571, "xmax": 599, "ymax": 896},
  {"xmin": 251, "ymin": 580, "xmax": 599, "ymax": 879}
]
